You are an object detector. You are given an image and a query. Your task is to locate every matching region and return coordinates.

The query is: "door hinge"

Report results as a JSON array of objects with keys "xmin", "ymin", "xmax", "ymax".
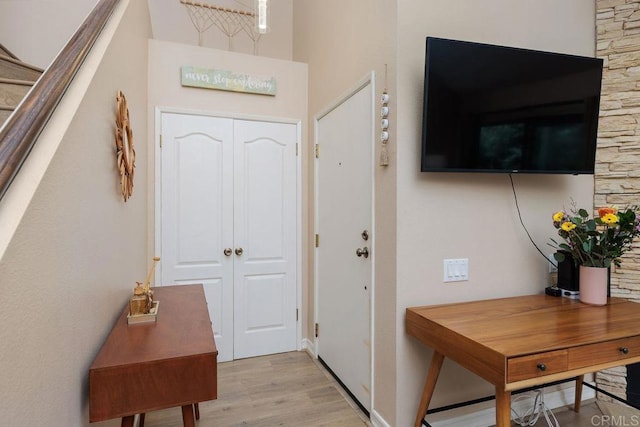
[
  {"xmin": 296, "ymin": 308, "xmax": 299, "ymax": 321},
  {"xmin": 315, "ymin": 234, "xmax": 319, "ymax": 248},
  {"xmin": 159, "ymin": 134, "xmax": 163, "ymax": 148},
  {"xmin": 315, "ymin": 143, "xmax": 319, "ymax": 158},
  {"xmin": 315, "ymin": 323, "xmax": 319, "ymax": 337}
]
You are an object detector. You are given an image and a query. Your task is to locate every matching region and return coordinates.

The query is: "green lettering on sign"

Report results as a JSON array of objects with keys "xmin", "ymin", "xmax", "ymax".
[{"xmin": 181, "ymin": 66, "xmax": 277, "ymax": 96}]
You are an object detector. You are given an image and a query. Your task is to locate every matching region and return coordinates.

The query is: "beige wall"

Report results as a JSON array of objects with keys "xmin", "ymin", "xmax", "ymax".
[
  {"xmin": 295, "ymin": 0, "xmax": 597, "ymax": 426},
  {"xmin": 148, "ymin": 0, "xmax": 293, "ymax": 60},
  {"xmin": 0, "ymin": 1, "xmax": 150, "ymax": 426},
  {"xmin": 0, "ymin": 0, "xmax": 100, "ymax": 68},
  {"xmin": 396, "ymin": 1, "xmax": 596, "ymax": 426},
  {"xmin": 146, "ymin": 39, "xmax": 309, "ymax": 336},
  {"xmin": 293, "ymin": 0, "xmax": 399, "ymax": 423}
]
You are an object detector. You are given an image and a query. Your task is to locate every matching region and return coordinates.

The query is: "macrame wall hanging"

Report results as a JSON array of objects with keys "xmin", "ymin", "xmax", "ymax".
[{"xmin": 180, "ymin": 0, "xmax": 265, "ymax": 55}]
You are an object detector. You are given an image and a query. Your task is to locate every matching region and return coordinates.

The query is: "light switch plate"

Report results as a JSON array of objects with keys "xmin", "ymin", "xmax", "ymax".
[{"xmin": 444, "ymin": 258, "xmax": 469, "ymax": 282}]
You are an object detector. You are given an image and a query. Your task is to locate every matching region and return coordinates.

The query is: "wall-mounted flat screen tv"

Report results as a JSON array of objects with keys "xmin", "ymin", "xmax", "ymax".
[{"xmin": 421, "ymin": 37, "xmax": 603, "ymax": 174}]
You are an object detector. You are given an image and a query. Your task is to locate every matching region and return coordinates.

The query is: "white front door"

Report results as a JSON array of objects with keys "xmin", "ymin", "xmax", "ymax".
[
  {"xmin": 316, "ymin": 75, "xmax": 374, "ymax": 411},
  {"xmin": 159, "ymin": 112, "xmax": 298, "ymax": 362}
]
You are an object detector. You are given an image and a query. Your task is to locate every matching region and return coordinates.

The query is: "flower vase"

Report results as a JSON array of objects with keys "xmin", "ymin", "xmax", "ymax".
[{"xmin": 579, "ymin": 266, "xmax": 608, "ymax": 305}]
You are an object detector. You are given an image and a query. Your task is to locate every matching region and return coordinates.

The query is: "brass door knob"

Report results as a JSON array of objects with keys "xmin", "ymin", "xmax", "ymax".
[
  {"xmin": 235, "ymin": 247, "xmax": 244, "ymax": 256},
  {"xmin": 224, "ymin": 248, "xmax": 232, "ymax": 256}
]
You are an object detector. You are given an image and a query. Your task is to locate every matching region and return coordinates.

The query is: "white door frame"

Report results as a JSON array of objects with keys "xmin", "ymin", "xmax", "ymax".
[
  {"xmin": 313, "ymin": 71, "xmax": 376, "ymax": 412},
  {"xmin": 153, "ymin": 106, "xmax": 303, "ymax": 353}
]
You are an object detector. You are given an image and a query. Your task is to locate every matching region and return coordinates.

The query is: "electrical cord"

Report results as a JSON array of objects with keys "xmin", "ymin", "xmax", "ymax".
[
  {"xmin": 509, "ymin": 174, "xmax": 558, "ymax": 268},
  {"xmin": 511, "ymin": 389, "xmax": 559, "ymax": 427}
]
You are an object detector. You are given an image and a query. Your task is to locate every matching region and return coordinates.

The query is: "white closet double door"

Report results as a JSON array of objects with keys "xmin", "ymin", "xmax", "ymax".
[{"xmin": 160, "ymin": 112, "xmax": 298, "ymax": 362}]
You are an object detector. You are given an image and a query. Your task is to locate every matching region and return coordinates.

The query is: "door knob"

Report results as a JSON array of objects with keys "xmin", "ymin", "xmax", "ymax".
[
  {"xmin": 361, "ymin": 230, "xmax": 369, "ymax": 241},
  {"xmin": 356, "ymin": 247, "xmax": 369, "ymax": 258},
  {"xmin": 235, "ymin": 247, "xmax": 244, "ymax": 256},
  {"xmin": 224, "ymin": 248, "xmax": 232, "ymax": 256}
]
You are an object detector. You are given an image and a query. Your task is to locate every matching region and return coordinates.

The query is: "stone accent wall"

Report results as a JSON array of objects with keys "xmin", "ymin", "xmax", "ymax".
[{"xmin": 596, "ymin": 0, "xmax": 640, "ymax": 403}]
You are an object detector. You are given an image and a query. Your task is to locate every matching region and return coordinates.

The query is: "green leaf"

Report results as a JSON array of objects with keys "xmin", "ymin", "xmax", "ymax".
[
  {"xmin": 578, "ymin": 208, "xmax": 589, "ymax": 218},
  {"xmin": 553, "ymin": 252, "xmax": 566, "ymax": 263}
]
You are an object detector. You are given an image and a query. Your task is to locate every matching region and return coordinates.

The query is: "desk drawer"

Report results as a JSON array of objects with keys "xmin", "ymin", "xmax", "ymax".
[
  {"xmin": 568, "ymin": 335, "xmax": 640, "ymax": 369},
  {"xmin": 507, "ymin": 350, "xmax": 568, "ymax": 383}
]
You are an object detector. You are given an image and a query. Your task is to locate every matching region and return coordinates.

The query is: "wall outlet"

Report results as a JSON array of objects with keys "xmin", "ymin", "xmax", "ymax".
[{"xmin": 444, "ymin": 258, "xmax": 469, "ymax": 282}]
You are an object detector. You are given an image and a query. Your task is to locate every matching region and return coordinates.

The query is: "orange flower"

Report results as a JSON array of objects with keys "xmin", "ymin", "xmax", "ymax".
[{"xmin": 598, "ymin": 207, "xmax": 617, "ymax": 218}]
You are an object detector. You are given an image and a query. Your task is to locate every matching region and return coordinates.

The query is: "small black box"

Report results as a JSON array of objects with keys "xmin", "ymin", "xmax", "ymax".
[{"xmin": 557, "ymin": 251, "xmax": 580, "ymax": 292}]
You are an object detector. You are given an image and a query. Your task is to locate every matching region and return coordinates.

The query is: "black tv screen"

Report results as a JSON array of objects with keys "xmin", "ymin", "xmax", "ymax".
[{"xmin": 421, "ymin": 37, "xmax": 603, "ymax": 174}]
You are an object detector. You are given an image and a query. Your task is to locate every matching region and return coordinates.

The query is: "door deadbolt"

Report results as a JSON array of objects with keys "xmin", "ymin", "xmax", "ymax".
[
  {"xmin": 235, "ymin": 247, "xmax": 244, "ymax": 256},
  {"xmin": 361, "ymin": 230, "xmax": 369, "ymax": 241},
  {"xmin": 224, "ymin": 248, "xmax": 232, "ymax": 256},
  {"xmin": 356, "ymin": 247, "xmax": 369, "ymax": 258}
]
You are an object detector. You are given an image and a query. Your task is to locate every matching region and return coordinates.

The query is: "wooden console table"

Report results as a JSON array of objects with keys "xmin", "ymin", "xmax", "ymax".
[
  {"xmin": 406, "ymin": 294, "xmax": 640, "ymax": 427},
  {"xmin": 89, "ymin": 284, "xmax": 217, "ymax": 426}
]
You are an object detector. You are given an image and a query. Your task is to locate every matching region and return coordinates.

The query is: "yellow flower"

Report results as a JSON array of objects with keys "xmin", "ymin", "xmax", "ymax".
[
  {"xmin": 552, "ymin": 211, "xmax": 564, "ymax": 222},
  {"xmin": 601, "ymin": 213, "xmax": 619, "ymax": 225},
  {"xmin": 561, "ymin": 222, "xmax": 576, "ymax": 231}
]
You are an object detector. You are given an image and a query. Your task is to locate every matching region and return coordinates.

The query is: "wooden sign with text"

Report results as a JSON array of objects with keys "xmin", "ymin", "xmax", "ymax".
[{"xmin": 181, "ymin": 66, "xmax": 277, "ymax": 96}]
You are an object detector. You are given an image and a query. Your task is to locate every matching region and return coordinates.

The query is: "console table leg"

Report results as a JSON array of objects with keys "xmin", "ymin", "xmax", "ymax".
[
  {"xmin": 121, "ymin": 416, "xmax": 134, "ymax": 427},
  {"xmin": 495, "ymin": 387, "xmax": 511, "ymax": 427},
  {"xmin": 181, "ymin": 404, "xmax": 195, "ymax": 427},
  {"xmin": 139, "ymin": 413, "xmax": 145, "ymax": 427},
  {"xmin": 414, "ymin": 351, "xmax": 445, "ymax": 427},
  {"xmin": 574, "ymin": 375, "xmax": 584, "ymax": 412},
  {"xmin": 194, "ymin": 402, "xmax": 200, "ymax": 420}
]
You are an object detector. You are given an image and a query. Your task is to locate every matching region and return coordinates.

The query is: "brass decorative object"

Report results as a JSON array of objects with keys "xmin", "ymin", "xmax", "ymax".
[
  {"xmin": 115, "ymin": 90, "xmax": 135, "ymax": 202},
  {"xmin": 127, "ymin": 257, "xmax": 160, "ymax": 324}
]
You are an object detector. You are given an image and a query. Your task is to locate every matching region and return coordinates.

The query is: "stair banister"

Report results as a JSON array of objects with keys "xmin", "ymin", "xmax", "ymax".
[{"xmin": 0, "ymin": 0, "xmax": 121, "ymax": 201}]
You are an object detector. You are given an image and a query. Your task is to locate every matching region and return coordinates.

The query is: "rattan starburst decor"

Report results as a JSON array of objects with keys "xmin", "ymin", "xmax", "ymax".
[{"xmin": 115, "ymin": 90, "xmax": 135, "ymax": 202}]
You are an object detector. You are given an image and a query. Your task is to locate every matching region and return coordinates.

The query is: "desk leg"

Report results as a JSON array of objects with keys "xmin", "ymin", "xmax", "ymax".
[
  {"xmin": 574, "ymin": 375, "xmax": 584, "ymax": 413},
  {"xmin": 121, "ymin": 416, "xmax": 134, "ymax": 427},
  {"xmin": 414, "ymin": 351, "xmax": 445, "ymax": 427},
  {"xmin": 194, "ymin": 402, "xmax": 200, "ymax": 420},
  {"xmin": 495, "ymin": 386, "xmax": 511, "ymax": 427},
  {"xmin": 181, "ymin": 404, "xmax": 195, "ymax": 427}
]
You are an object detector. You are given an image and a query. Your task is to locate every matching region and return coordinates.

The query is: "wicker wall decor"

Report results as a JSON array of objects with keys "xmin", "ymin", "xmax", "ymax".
[{"xmin": 114, "ymin": 90, "xmax": 135, "ymax": 202}]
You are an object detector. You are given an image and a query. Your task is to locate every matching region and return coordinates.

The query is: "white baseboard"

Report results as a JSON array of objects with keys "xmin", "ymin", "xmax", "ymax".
[
  {"xmin": 371, "ymin": 409, "xmax": 391, "ymax": 427},
  {"xmin": 301, "ymin": 338, "xmax": 316, "ymax": 357},
  {"xmin": 427, "ymin": 384, "xmax": 595, "ymax": 427}
]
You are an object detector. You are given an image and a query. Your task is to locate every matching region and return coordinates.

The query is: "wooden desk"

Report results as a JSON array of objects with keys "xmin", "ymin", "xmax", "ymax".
[
  {"xmin": 89, "ymin": 285, "xmax": 217, "ymax": 426},
  {"xmin": 406, "ymin": 295, "xmax": 640, "ymax": 427}
]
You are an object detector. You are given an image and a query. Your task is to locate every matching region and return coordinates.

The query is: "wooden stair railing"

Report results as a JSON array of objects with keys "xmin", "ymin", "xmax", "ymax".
[{"xmin": 0, "ymin": 0, "xmax": 121, "ymax": 201}]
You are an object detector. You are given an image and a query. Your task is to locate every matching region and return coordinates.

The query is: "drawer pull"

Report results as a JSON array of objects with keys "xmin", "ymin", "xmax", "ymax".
[
  {"xmin": 537, "ymin": 363, "xmax": 547, "ymax": 371},
  {"xmin": 620, "ymin": 347, "xmax": 630, "ymax": 354}
]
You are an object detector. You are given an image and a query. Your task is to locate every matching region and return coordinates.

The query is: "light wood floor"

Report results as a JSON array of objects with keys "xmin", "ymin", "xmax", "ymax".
[
  {"xmin": 142, "ymin": 350, "xmax": 617, "ymax": 427},
  {"xmin": 144, "ymin": 351, "xmax": 369, "ymax": 426}
]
